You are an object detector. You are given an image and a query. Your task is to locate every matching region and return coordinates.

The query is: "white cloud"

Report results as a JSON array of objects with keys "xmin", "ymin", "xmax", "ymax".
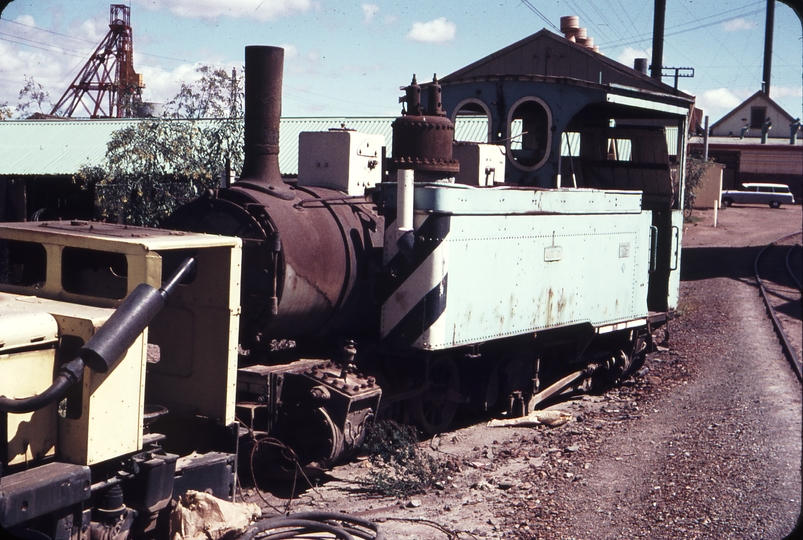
[
  {"xmin": 14, "ymin": 14, "xmax": 36, "ymax": 27},
  {"xmin": 282, "ymin": 44, "xmax": 300, "ymax": 60},
  {"xmin": 79, "ymin": 18, "xmax": 108, "ymax": 43},
  {"xmin": 0, "ymin": 13, "xmax": 145, "ymax": 115},
  {"xmin": 277, "ymin": 43, "xmax": 321, "ymax": 76},
  {"xmin": 769, "ymin": 85, "xmax": 803, "ymax": 100},
  {"xmin": 407, "ymin": 17, "xmax": 456, "ymax": 44},
  {"xmin": 362, "ymin": 4, "xmax": 379, "ymax": 24},
  {"xmin": 695, "ymin": 87, "xmax": 747, "ymax": 120},
  {"xmin": 616, "ymin": 46, "xmax": 651, "ymax": 71},
  {"xmin": 137, "ymin": 63, "xmax": 205, "ymax": 105},
  {"xmin": 722, "ymin": 18, "xmax": 756, "ymax": 32},
  {"xmin": 0, "ymin": 11, "xmax": 270, "ymax": 116},
  {"xmin": 135, "ymin": 0, "xmax": 312, "ymax": 22}
]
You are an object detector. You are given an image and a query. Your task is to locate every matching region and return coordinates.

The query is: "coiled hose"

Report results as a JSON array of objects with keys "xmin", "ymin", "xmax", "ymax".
[{"xmin": 238, "ymin": 511, "xmax": 383, "ymax": 540}]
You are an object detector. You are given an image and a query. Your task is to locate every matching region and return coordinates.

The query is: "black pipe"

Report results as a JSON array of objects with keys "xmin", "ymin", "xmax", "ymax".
[
  {"xmin": 81, "ymin": 257, "xmax": 196, "ymax": 373},
  {"xmin": 237, "ymin": 45, "xmax": 294, "ymax": 200},
  {"xmin": 763, "ymin": 0, "xmax": 775, "ymax": 95},
  {"xmin": 0, "ymin": 258, "xmax": 195, "ymax": 413},
  {"xmin": 651, "ymin": 0, "xmax": 666, "ymax": 81}
]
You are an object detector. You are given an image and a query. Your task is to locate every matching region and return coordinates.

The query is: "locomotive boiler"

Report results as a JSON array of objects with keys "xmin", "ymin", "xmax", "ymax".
[{"xmin": 1, "ymin": 38, "xmax": 694, "ymax": 539}]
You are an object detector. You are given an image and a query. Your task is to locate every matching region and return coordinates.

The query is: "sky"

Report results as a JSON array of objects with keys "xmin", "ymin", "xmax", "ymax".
[{"xmin": 0, "ymin": 0, "xmax": 801, "ymax": 123}]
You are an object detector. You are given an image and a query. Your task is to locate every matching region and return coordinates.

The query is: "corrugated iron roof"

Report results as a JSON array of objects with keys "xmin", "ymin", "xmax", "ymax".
[
  {"xmin": 453, "ymin": 117, "xmax": 490, "ymax": 143},
  {"xmin": 278, "ymin": 117, "xmax": 395, "ymax": 174},
  {"xmin": 0, "ymin": 119, "xmax": 146, "ymax": 176},
  {"xmin": 0, "ymin": 116, "xmax": 491, "ymax": 177}
]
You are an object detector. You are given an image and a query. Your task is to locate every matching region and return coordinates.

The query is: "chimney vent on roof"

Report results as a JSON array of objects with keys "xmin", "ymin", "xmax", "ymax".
[
  {"xmin": 560, "ymin": 16, "xmax": 579, "ymax": 32},
  {"xmin": 560, "ymin": 16, "xmax": 597, "ymax": 52},
  {"xmin": 634, "ymin": 58, "xmax": 649, "ymax": 74}
]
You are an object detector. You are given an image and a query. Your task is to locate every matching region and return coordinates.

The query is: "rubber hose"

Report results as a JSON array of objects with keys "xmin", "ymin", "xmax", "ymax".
[
  {"xmin": 0, "ymin": 357, "xmax": 85, "ymax": 413},
  {"xmin": 239, "ymin": 511, "xmax": 383, "ymax": 540}
]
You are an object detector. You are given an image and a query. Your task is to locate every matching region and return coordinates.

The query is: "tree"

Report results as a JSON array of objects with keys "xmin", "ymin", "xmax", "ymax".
[
  {"xmin": 164, "ymin": 66, "xmax": 242, "ymax": 119},
  {"xmin": 17, "ymin": 75, "xmax": 51, "ymax": 118},
  {"xmin": 0, "ymin": 101, "xmax": 12, "ymax": 121},
  {"xmin": 683, "ymin": 153, "xmax": 713, "ymax": 219},
  {"xmin": 74, "ymin": 66, "xmax": 244, "ymax": 226}
]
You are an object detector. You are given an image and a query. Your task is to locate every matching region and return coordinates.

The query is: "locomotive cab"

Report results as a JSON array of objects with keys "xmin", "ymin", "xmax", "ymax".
[{"xmin": 0, "ymin": 221, "xmax": 241, "ymax": 539}]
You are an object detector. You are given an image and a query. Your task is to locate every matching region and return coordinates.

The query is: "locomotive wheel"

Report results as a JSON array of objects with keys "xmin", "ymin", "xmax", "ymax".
[
  {"xmin": 410, "ymin": 356, "xmax": 461, "ymax": 435},
  {"xmin": 372, "ymin": 371, "xmax": 405, "ymax": 424}
]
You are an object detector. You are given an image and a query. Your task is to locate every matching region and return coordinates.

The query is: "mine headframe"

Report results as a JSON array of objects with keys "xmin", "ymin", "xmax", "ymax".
[{"xmin": 50, "ymin": 4, "xmax": 144, "ymax": 118}]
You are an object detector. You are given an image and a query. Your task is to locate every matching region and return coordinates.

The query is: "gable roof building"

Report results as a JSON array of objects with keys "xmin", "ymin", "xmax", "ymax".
[
  {"xmin": 441, "ymin": 29, "xmax": 681, "ymax": 97},
  {"xmin": 428, "ymin": 27, "xmax": 693, "ymax": 189},
  {"xmin": 709, "ymin": 91, "xmax": 798, "ymax": 139},
  {"xmin": 689, "ymin": 91, "xmax": 802, "ymax": 200}
]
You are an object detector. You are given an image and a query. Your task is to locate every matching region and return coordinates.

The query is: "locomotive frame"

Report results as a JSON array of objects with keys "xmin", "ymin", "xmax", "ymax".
[{"xmin": 1, "ymin": 35, "xmax": 694, "ymax": 539}]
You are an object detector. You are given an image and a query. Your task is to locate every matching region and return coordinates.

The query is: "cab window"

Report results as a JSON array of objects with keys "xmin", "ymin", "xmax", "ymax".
[
  {"xmin": 0, "ymin": 240, "xmax": 47, "ymax": 287},
  {"xmin": 62, "ymin": 247, "xmax": 128, "ymax": 299}
]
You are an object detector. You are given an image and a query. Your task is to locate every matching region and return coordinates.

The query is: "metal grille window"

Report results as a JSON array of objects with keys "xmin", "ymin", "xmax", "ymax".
[
  {"xmin": 507, "ymin": 97, "xmax": 551, "ymax": 170},
  {"xmin": 452, "ymin": 99, "xmax": 492, "ymax": 143},
  {"xmin": 561, "ymin": 132, "xmax": 581, "ymax": 157},
  {"xmin": 607, "ymin": 138, "xmax": 633, "ymax": 161}
]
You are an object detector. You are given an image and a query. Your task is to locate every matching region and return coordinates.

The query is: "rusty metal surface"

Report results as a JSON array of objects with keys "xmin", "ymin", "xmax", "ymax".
[
  {"xmin": 169, "ymin": 184, "xmax": 381, "ymax": 342},
  {"xmin": 168, "ymin": 45, "xmax": 381, "ymax": 341},
  {"xmin": 238, "ymin": 356, "xmax": 381, "ymax": 468},
  {"xmin": 389, "ymin": 76, "xmax": 459, "ymax": 178},
  {"xmin": 272, "ymin": 359, "xmax": 382, "ymax": 467},
  {"xmin": 237, "ymin": 46, "xmax": 295, "ymax": 201}
]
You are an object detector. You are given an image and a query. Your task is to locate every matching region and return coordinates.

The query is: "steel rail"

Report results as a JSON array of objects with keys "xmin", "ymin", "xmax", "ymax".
[
  {"xmin": 754, "ymin": 231, "xmax": 803, "ymax": 382},
  {"xmin": 785, "ymin": 244, "xmax": 802, "ymax": 292}
]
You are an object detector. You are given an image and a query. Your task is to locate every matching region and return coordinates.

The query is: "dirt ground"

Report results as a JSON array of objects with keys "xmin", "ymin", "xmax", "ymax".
[{"xmin": 242, "ymin": 204, "xmax": 802, "ymax": 539}]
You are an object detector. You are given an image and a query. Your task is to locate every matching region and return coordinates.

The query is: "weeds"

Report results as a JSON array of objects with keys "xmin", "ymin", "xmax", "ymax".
[{"xmin": 360, "ymin": 421, "xmax": 449, "ymax": 498}]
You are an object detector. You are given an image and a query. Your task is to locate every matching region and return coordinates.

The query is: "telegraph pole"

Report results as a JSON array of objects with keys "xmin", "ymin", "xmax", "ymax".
[
  {"xmin": 762, "ymin": 0, "xmax": 775, "ymax": 95},
  {"xmin": 650, "ymin": 0, "xmax": 666, "ymax": 80}
]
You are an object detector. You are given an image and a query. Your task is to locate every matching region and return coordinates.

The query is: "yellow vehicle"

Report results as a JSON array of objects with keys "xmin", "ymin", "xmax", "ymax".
[{"xmin": 1, "ymin": 221, "xmax": 242, "ymax": 539}]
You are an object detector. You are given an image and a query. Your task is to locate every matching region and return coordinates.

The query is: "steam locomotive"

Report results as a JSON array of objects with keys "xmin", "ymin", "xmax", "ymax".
[{"xmin": 0, "ymin": 41, "xmax": 693, "ymax": 539}]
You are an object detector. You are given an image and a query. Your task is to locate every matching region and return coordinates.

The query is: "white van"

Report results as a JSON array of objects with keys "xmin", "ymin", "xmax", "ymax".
[{"xmin": 721, "ymin": 183, "xmax": 796, "ymax": 209}]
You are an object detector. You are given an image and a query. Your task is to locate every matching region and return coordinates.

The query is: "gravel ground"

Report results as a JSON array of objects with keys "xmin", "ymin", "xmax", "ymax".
[{"xmin": 244, "ymin": 204, "xmax": 802, "ymax": 539}]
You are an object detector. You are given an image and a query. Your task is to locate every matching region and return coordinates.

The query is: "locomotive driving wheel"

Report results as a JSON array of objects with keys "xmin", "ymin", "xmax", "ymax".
[{"xmin": 410, "ymin": 355, "xmax": 462, "ymax": 435}]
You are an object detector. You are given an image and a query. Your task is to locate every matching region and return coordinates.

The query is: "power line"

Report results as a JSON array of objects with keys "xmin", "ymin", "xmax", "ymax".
[
  {"xmin": 599, "ymin": 6, "xmax": 765, "ymax": 48},
  {"xmin": 519, "ymin": 0, "xmax": 560, "ymax": 32},
  {"xmin": 611, "ymin": 0, "xmax": 644, "ymax": 41},
  {"xmin": 0, "ymin": 30, "xmax": 93, "ymax": 57},
  {"xmin": 0, "ymin": 16, "xmax": 98, "ymax": 45},
  {"xmin": 0, "ymin": 16, "xmax": 195, "ymax": 65},
  {"xmin": 0, "ymin": 34, "xmax": 88, "ymax": 59},
  {"xmin": 566, "ymin": 0, "xmax": 620, "ymax": 44}
]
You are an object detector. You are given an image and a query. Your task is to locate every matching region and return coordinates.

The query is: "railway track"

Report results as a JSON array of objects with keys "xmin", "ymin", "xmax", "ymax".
[{"xmin": 754, "ymin": 230, "xmax": 803, "ymax": 380}]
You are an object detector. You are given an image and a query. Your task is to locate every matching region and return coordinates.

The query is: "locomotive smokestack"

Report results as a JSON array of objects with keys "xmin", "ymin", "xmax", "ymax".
[{"xmin": 238, "ymin": 45, "xmax": 294, "ymax": 200}]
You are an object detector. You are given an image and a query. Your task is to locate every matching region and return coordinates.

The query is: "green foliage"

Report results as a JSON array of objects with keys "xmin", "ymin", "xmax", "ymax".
[
  {"xmin": 74, "ymin": 66, "xmax": 244, "ymax": 226},
  {"xmin": 0, "ymin": 101, "xmax": 12, "ymax": 121},
  {"xmin": 17, "ymin": 75, "xmax": 51, "ymax": 118},
  {"xmin": 164, "ymin": 66, "xmax": 243, "ymax": 120},
  {"xmin": 360, "ymin": 421, "xmax": 449, "ymax": 498},
  {"xmin": 683, "ymin": 153, "xmax": 713, "ymax": 218}
]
